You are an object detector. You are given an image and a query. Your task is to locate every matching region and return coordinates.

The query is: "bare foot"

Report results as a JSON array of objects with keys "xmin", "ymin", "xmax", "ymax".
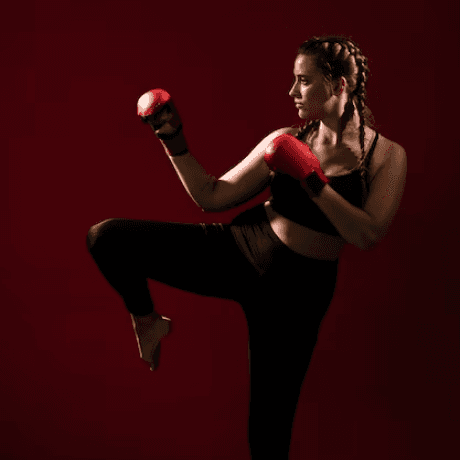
[{"xmin": 131, "ymin": 314, "xmax": 170, "ymax": 366}]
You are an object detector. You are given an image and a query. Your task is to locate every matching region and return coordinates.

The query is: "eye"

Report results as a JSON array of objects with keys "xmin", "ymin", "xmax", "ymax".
[{"xmin": 292, "ymin": 77, "xmax": 308, "ymax": 85}]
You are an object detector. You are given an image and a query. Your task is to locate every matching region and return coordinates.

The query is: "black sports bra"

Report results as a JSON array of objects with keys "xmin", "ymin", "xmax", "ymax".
[{"xmin": 268, "ymin": 132, "xmax": 379, "ymax": 236}]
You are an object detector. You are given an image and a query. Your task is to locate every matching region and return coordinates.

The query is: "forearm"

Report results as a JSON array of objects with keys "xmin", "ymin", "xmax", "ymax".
[
  {"xmin": 303, "ymin": 181, "xmax": 377, "ymax": 250},
  {"xmin": 139, "ymin": 93, "xmax": 216, "ymax": 208},
  {"xmin": 160, "ymin": 140, "xmax": 216, "ymax": 209}
]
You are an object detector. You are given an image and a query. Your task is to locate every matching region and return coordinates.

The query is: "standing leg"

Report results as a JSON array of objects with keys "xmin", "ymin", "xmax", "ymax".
[
  {"xmin": 243, "ymin": 296, "xmax": 321, "ymax": 459},
  {"xmin": 241, "ymin": 256, "xmax": 339, "ymax": 459}
]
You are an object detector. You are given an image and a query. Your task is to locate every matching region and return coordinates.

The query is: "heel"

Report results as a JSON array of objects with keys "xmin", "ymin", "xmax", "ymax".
[
  {"xmin": 131, "ymin": 314, "xmax": 172, "ymax": 371},
  {"xmin": 150, "ymin": 316, "xmax": 171, "ymax": 371}
]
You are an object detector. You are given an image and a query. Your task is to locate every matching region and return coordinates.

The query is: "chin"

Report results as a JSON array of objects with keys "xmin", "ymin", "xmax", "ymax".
[
  {"xmin": 297, "ymin": 108, "xmax": 313, "ymax": 120},
  {"xmin": 297, "ymin": 110, "xmax": 308, "ymax": 120},
  {"xmin": 299, "ymin": 112, "xmax": 315, "ymax": 123}
]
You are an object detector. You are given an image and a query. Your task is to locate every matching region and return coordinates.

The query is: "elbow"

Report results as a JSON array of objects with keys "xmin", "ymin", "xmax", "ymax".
[
  {"xmin": 199, "ymin": 199, "xmax": 221, "ymax": 213},
  {"xmin": 338, "ymin": 231, "xmax": 373, "ymax": 251},
  {"xmin": 198, "ymin": 181, "xmax": 220, "ymax": 212},
  {"xmin": 361, "ymin": 228, "xmax": 380, "ymax": 251},
  {"xmin": 199, "ymin": 201, "xmax": 222, "ymax": 213},
  {"xmin": 200, "ymin": 193, "xmax": 237, "ymax": 213},
  {"xmin": 362, "ymin": 241, "xmax": 377, "ymax": 251},
  {"xmin": 199, "ymin": 198, "xmax": 218, "ymax": 212},
  {"xmin": 200, "ymin": 203, "xmax": 232, "ymax": 213}
]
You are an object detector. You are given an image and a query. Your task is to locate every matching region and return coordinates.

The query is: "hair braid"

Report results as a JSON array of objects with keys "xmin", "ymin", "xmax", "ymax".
[{"xmin": 292, "ymin": 35, "xmax": 377, "ymax": 207}]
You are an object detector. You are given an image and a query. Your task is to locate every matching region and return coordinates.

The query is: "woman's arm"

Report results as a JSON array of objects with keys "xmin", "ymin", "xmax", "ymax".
[
  {"xmin": 164, "ymin": 127, "xmax": 295, "ymax": 212},
  {"xmin": 140, "ymin": 89, "xmax": 294, "ymax": 211},
  {"xmin": 166, "ymin": 149, "xmax": 218, "ymax": 209},
  {"xmin": 305, "ymin": 142, "xmax": 407, "ymax": 250}
]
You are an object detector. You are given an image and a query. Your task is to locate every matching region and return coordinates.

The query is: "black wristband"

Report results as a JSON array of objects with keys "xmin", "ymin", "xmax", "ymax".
[
  {"xmin": 156, "ymin": 123, "xmax": 183, "ymax": 141},
  {"xmin": 170, "ymin": 148, "xmax": 189, "ymax": 157},
  {"xmin": 304, "ymin": 171, "xmax": 327, "ymax": 197}
]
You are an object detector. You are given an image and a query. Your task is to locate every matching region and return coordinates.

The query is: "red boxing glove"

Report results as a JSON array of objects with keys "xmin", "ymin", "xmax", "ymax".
[
  {"xmin": 264, "ymin": 134, "xmax": 328, "ymax": 182},
  {"xmin": 137, "ymin": 88, "xmax": 188, "ymax": 156},
  {"xmin": 264, "ymin": 134, "xmax": 330, "ymax": 194},
  {"xmin": 137, "ymin": 89, "xmax": 183, "ymax": 133},
  {"xmin": 264, "ymin": 134, "xmax": 330, "ymax": 197}
]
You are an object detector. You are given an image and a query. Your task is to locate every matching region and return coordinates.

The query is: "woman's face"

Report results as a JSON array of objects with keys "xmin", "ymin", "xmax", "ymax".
[{"xmin": 289, "ymin": 54, "xmax": 334, "ymax": 122}]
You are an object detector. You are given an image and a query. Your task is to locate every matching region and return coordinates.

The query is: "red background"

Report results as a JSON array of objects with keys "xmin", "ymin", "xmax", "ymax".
[{"xmin": 1, "ymin": 0, "xmax": 459, "ymax": 459}]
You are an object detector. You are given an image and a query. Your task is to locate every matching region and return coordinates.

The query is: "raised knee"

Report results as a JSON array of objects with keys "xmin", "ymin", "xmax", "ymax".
[{"xmin": 86, "ymin": 218, "xmax": 115, "ymax": 250}]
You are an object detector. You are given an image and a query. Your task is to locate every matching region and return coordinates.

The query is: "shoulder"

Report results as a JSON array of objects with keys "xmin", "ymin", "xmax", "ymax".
[
  {"xmin": 274, "ymin": 126, "xmax": 300, "ymax": 137},
  {"xmin": 376, "ymin": 132, "xmax": 405, "ymax": 156},
  {"xmin": 368, "ymin": 131, "xmax": 407, "ymax": 181},
  {"xmin": 272, "ymin": 125, "xmax": 311, "ymax": 140},
  {"xmin": 242, "ymin": 126, "xmax": 299, "ymax": 164},
  {"xmin": 285, "ymin": 125, "xmax": 301, "ymax": 136},
  {"xmin": 259, "ymin": 126, "xmax": 300, "ymax": 145}
]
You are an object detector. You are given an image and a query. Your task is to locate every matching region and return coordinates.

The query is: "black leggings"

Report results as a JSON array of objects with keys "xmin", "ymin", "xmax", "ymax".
[{"xmin": 86, "ymin": 203, "xmax": 339, "ymax": 459}]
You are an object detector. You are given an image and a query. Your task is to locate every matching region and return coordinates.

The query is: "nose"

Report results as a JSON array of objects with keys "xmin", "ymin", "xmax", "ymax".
[{"xmin": 288, "ymin": 80, "xmax": 299, "ymax": 98}]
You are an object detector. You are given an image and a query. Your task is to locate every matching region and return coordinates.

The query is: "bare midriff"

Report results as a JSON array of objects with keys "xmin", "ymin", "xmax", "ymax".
[{"xmin": 264, "ymin": 200, "xmax": 347, "ymax": 261}]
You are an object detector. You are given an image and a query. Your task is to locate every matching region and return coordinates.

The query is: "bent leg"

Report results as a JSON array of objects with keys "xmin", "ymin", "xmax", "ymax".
[{"xmin": 86, "ymin": 217, "xmax": 257, "ymax": 316}]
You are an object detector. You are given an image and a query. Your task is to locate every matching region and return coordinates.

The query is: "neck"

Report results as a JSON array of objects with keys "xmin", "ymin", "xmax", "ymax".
[{"xmin": 316, "ymin": 99, "xmax": 362, "ymax": 148}]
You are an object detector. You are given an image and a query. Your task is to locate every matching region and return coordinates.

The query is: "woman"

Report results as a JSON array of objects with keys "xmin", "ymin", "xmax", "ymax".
[{"xmin": 86, "ymin": 35, "xmax": 407, "ymax": 459}]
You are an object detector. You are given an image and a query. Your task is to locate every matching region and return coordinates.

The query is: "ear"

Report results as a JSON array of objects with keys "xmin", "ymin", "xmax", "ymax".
[
  {"xmin": 330, "ymin": 76, "xmax": 345, "ymax": 96},
  {"xmin": 336, "ymin": 77, "xmax": 346, "ymax": 95}
]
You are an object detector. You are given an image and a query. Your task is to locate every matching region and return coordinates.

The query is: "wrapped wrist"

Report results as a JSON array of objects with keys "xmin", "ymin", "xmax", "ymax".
[
  {"xmin": 156, "ymin": 123, "xmax": 183, "ymax": 141},
  {"xmin": 157, "ymin": 125, "xmax": 189, "ymax": 156},
  {"xmin": 169, "ymin": 147, "xmax": 189, "ymax": 157},
  {"xmin": 303, "ymin": 171, "xmax": 328, "ymax": 197}
]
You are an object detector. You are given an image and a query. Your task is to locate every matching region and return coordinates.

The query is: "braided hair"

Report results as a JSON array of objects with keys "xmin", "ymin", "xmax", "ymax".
[{"xmin": 292, "ymin": 35, "xmax": 378, "ymax": 206}]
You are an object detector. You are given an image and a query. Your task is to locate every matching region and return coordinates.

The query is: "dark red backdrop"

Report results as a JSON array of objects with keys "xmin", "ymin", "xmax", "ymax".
[{"xmin": 1, "ymin": 0, "xmax": 459, "ymax": 459}]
